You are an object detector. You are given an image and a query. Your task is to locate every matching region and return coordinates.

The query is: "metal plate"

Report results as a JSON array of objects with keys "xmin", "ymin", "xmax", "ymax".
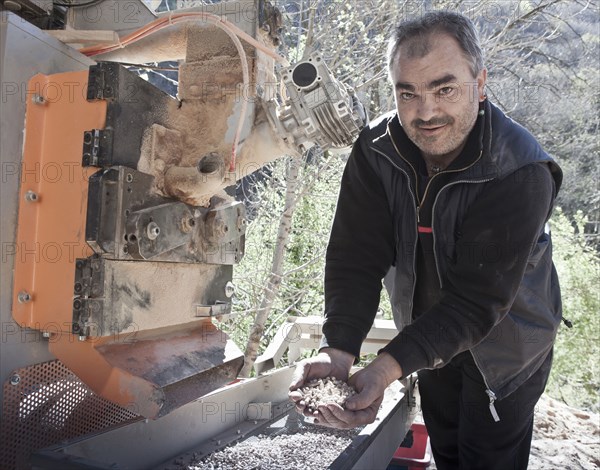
[
  {"xmin": 0, "ymin": 10, "xmax": 95, "ymax": 429},
  {"xmin": 0, "ymin": 360, "xmax": 138, "ymax": 470}
]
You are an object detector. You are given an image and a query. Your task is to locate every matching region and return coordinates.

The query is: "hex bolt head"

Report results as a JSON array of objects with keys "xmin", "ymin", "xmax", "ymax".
[
  {"xmin": 10, "ymin": 374, "xmax": 20, "ymax": 386},
  {"xmin": 78, "ymin": 335, "xmax": 87, "ymax": 342},
  {"xmin": 42, "ymin": 331, "xmax": 51, "ymax": 338},
  {"xmin": 24, "ymin": 190, "xmax": 39, "ymax": 202},
  {"xmin": 32, "ymin": 94, "xmax": 45, "ymax": 105},
  {"xmin": 147, "ymin": 222, "xmax": 160, "ymax": 240},
  {"xmin": 225, "ymin": 282, "xmax": 235, "ymax": 298},
  {"xmin": 17, "ymin": 291, "xmax": 32, "ymax": 303}
]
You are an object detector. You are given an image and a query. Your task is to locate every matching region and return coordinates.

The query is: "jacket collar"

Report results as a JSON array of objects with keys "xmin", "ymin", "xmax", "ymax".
[{"xmin": 369, "ymin": 99, "xmax": 499, "ymax": 182}]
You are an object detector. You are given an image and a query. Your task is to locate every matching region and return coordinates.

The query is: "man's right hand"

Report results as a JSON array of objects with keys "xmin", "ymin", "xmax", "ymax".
[{"xmin": 288, "ymin": 347, "xmax": 355, "ymax": 415}]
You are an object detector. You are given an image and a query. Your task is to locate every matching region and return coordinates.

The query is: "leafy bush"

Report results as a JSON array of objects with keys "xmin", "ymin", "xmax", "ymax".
[{"xmin": 546, "ymin": 210, "xmax": 600, "ymax": 412}]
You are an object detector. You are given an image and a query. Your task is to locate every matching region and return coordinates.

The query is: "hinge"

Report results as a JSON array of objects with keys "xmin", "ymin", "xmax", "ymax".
[
  {"xmin": 72, "ymin": 256, "xmax": 105, "ymax": 336},
  {"xmin": 82, "ymin": 128, "xmax": 113, "ymax": 167},
  {"xmin": 87, "ymin": 66, "xmax": 115, "ymax": 101}
]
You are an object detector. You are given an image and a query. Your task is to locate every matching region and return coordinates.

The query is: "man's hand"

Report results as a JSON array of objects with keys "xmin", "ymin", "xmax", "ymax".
[
  {"xmin": 311, "ymin": 352, "xmax": 403, "ymax": 429},
  {"xmin": 288, "ymin": 348, "xmax": 355, "ymax": 416}
]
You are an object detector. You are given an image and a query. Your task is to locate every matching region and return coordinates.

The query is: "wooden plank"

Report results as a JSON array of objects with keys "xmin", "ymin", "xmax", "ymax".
[{"xmin": 46, "ymin": 29, "xmax": 118, "ymax": 45}]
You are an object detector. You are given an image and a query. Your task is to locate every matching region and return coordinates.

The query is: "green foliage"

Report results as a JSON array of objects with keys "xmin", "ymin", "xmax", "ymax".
[
  {"xmin": 227, "ymin": 155, "xmax": 347, "ymax": 357},
  {"xmin": 546, "ymin": 210, "xmax": 600, "ymax": 412}
]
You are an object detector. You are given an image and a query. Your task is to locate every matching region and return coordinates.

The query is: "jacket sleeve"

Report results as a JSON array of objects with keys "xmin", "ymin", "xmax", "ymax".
[
  {"xmin": 380, "ymin": 163, "xmax": 557, "ymax": 377},
  {"xmin": 320, "ymin": 135, "xmax": 396, "ymax": 358}
]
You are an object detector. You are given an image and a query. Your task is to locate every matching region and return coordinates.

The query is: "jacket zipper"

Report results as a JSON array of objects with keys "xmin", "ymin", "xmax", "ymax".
[
  {"xmin": 431, "ymin": 176, "xmax": 502, "ymax": 422},
  {"xmin": 387, "ymin": 124, "xmax": 485, "ymax": 222},
  {"xmin": 470, "ymin": 350, "xmax": 501, "ymax": 422},
  {"xmin": 372, "ymin": 146, "xmax": 500, "ymax": 420},
  {"xmin": 370, "ymin": 147, "xmax": 419, "ymax": 316},
  {"xmin": 430, "ymin": 172, "xmax": 490, "ymax": 285},
  {"xmin": 381, "ymin": 126, "xmax": 502, "ymax": 421}
]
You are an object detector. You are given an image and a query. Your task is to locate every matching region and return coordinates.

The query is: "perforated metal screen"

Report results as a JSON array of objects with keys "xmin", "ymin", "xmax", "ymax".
[{"xmin": 0, "ymin": 360, "xmax": 139, "ymax": 470}]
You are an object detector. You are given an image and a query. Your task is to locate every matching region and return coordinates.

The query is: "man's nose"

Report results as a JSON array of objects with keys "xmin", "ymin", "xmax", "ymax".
[{"xmin": 416, "ymin": 91, "xmax": 439, "ymax": 122}]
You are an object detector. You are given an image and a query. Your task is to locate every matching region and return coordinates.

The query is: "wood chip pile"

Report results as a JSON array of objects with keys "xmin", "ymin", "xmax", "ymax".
[
  {"xmin": 190, "ymin": 377, "xmax": 360, "ymax": 469},
  {"xmin": 298, "ymin": 376, "xmax": 357, "ymax": 413},
  {"xmin": 189, "ymin": 427, "xmax": 357, "ymax": 469}
]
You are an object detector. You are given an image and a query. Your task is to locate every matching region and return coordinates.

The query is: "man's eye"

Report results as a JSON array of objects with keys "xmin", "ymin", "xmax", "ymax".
[
  {"xmin": 438, "ymin": 86, "xmax": 454, "ymax": 96},
  {"xmin": 399, "ymin": 92, "xmax": 415, "ymax": 101}
]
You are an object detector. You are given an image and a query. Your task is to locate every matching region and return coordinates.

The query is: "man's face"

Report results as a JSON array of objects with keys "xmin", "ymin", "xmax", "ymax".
[{"xmin": 390, "ymin": 33, "xmax": 487, "ymax": 161}]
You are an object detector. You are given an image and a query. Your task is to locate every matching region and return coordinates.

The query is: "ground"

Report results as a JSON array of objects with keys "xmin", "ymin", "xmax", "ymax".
[{"xmin": 529, "ymin": 395, "xmax": 600, "ymax": 470}]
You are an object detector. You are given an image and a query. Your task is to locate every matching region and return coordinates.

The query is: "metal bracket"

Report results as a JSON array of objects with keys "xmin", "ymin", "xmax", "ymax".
[
  {"xmin": 72, "ymin": 256, "xmax": 105, "ymax": 336},
  {"xmin": 194, "ymin": 302, "xmax": 231, "ymax": 318},
  {"xmin": 204, "ymin": 202, "xmax": 246, "ymax": 265},
  {"xmin": 126, "ymin": 202, "xmax": 193, "ymax": 260}
]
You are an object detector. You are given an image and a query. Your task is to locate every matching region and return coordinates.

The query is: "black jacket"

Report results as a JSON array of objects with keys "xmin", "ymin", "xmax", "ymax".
[{"xmin": 321, "ymin": 100, "xmax": 563, "ymax": 403}]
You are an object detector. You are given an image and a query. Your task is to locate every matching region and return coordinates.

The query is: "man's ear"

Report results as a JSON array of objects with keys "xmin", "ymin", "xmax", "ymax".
[{"xmin": 478, "ymin": 68, "xmax": 488, "ymax": 101}]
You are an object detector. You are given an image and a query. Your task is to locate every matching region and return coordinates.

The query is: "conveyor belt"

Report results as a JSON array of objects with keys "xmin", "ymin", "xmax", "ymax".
[{"xmin": 32, "ymin": 367, "xmax": 418, "ymax": 470}]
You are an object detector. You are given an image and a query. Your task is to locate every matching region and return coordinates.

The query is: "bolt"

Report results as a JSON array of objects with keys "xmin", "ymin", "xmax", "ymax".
[
  {"xmin": 78, "ymin": 335, "xmax": 87, "ymax": 341},
  {"xmin": 10, "ymin": 374, "xmax": 20, "ymax": 386},
  {"xmin": 180, "ymin": 217, "xmax": 195, "ymax": 233},
  {"xmin": 17, "ymin": 291, "xmax": 31, "ymax": 303},
  {"xmin": 24, "ymin": 190, "xmax": 38, "ymax": 202},
  {"xmin": 32, "ymin": 94, "xmax": 45, "ymax": 105},
  {"xmin": 225, "ymin": 282, "xmax": 235, "ymax": 298},
  {"xmin": 147, "ymin": 222, "xmax": 160, "ymax": 240},
  {"xmin": 42, "ymin": 331, "xmax": 51, "ymax": 338},
  {"xmin": 126, "ymin": 173, "xmax": 134, "ymax": 183}
]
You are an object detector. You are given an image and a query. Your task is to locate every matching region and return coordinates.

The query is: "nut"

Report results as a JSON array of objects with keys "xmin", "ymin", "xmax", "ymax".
[{"xmin": 25, "ymin": 190, "xmax": 39, "ymax": 202}]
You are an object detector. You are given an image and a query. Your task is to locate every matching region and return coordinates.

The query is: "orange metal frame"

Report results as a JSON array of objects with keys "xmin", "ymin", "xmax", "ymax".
[
  {"xmin": 11, "ymin": 72, "xmax": 173, "ymax": 418},
  {"xmin": 12, "ymin": 71, "xmax": 105, "ymax": 331},
  {"xmin": 10, "ymin": 72, "xmax": 156, "ymax": 415}
]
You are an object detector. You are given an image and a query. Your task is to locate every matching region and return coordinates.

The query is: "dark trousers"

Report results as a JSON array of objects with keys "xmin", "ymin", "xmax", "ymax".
[{"xmin": 417, "ymin": 350, "xmax": 552, "ymax": 470}]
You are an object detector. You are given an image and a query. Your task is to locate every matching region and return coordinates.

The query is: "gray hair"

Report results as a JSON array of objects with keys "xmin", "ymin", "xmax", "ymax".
[{"xmin": 387, "ymin": 12, "xmax": 484, "ymax": 78}]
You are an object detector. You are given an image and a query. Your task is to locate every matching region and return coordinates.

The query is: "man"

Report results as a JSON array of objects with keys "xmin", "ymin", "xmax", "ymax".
[{"xmin": 289, "ymin": 11, "xmax": 563, "ymax": 470}]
